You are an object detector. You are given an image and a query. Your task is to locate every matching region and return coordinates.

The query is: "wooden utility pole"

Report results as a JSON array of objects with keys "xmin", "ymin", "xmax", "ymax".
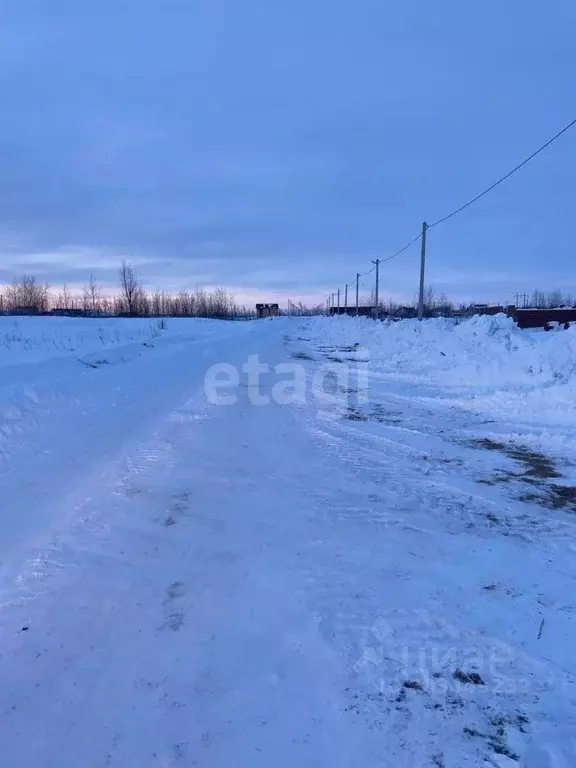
[
  {"xmin": 417, "ymin": 221, "xmax": 428, "ymax": 320},
  {"xmin": 355, "ymin": 273, "xmax": 360, "ymax": 316},
  {"xmin": 371, "ymin": 259, "xmax": 380, "ymax": 319},
  {"xmin": 337, "ymin": 289, "xmax": 340, "ymax": 314},
  {"xmin": 344, "ymin": 284, "xmax": 348, "ymax": 315}
]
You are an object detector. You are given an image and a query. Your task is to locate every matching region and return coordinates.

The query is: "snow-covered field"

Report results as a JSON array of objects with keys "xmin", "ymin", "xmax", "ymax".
[
  {"xmin": 0, "ymin": 315, "xmax": 574, "ymax": 767},
  {"xmin": 0, "ymin": 315, "xmax": 224, "ymax": 366}
]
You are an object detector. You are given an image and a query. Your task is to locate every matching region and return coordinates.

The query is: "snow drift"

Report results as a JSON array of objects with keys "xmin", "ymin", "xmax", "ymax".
[{"xmin": 306, "ymin": 314, "xmax": 576, "ymax": 458}]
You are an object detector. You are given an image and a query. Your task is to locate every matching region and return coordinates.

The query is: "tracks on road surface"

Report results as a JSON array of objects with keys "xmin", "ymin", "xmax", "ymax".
[{"xmin": 1, "ymin": 320, "xmax": 575, "ymax": 767}]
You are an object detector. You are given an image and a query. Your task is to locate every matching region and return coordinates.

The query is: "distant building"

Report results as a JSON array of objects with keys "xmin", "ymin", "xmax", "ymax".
[
  {"xmin": 256, "ymin": 303, "xmax": 279, "ymax": 318},
  {"xmin": 50, "ymin": 308, "xmax": 85, "ymax": 317},
  {"xmin": 469, "ymin": 304, "xmax": 505, "ymax": 316},
  {"xmin": 330, "ymin": 306, "xmax": 375, "ymax": 318},
  {"xmin": 511, "ymin": 307, "xmax": 576, "ymax": 330},
  {"xmin": 5, "ymin": 306, "xmax": 43, "ymax": 316}
]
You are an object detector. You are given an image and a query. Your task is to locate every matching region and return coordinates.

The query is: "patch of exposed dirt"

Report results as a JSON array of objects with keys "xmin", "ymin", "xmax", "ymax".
[
  {"xmin": 343, "ymin": 404, "xmax": 403, "ymax": 425},
  {"xmin": 336, "ymin": 344, "xmax": 361, "ymax": 353},
  {"xmin": 453, "ymin": 669, "xmax": 485, "ymax": 685},
  {"xmin": 344, "ymin": 406, "xmax": 369, "ymax": 422},
  {"xmin": 343, "ymin": 678, "xmax": 529, "ymax": 765},
  {"xmin": 79, "ymin": 358, "xmax": 110, "ymax": 368},
  {"xmin": 435, "ymin": 456, "xmax": 465, "ymax": 467},
  {"xmin": 317, "ymin": 342, "xmax": 362, "ymax": 364},
  {"xmin": 403, "ymin": 679, "xmax": 424, "ymax": 691},
  {"xmin": 160, "ymin": 581, "xmax": 186, "ymax": 632},
  {"xmin": 473, "ymin": 438, "xmax": 561, "ymax": 479},
  {"xmin": 519, "ymin": 484, "xmax": 576, "ymax": 511},
  {"xmin": 371, "ymin": 405, "xmax": 403, "ymax": 425},
  {"xmin": 461, "ymin": 710, "xmax": 529, "ymax": 763},
  {"xmin": 472, "ymin": 438, "xmax": 576, "ymax": 512},
  {"xmin": 317, "ymin": 343, "xmax": 360, "ymax": 353}
]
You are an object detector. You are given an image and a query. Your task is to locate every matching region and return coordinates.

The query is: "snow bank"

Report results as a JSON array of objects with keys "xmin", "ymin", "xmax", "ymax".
[
  {"xmin": 306, "ymin": 314, "xmax": 576, "ymax": 457},
  {"xmin": 310, "ymin": 313, "xmax": 576, "ymax": 389}
]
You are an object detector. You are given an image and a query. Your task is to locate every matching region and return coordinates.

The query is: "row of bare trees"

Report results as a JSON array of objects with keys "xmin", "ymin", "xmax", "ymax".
[
  {"xmin": 5, "ymin": 262, "xmax": 572, "ymax": 320},
  {"xmin": 527, "ymin": 289, "xmax": 575, "ymax": 309},
  {"xmin": 364, "ymin": 286, "xmax": 461, "ymax": 318},
  {"xmin": 1, "ymin": 275, "xmax": 51, "ymax": 313},
  {"xmin": 0, "ymin": 261, "xmax": 250, "ymax": 318},
  {"xmin": 361, "ymin": 283, "xmax": 576, "ymax": 319}
]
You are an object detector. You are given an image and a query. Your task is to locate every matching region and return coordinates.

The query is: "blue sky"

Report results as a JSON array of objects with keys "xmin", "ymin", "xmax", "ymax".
[{"xmin": 0, "ymin": 1, "xmax": 574, "ymax": 307}]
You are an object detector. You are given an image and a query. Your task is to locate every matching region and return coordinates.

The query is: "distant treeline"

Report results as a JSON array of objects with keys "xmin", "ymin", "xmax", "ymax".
[
  {"xmin": 368, "ymin": 287, "xmax": 576, "ymax": 318},
  {"xmin": 1, "ymin": 263, "xmax": 573, "ymax": 319},
  {"xmin": 0, "ymin": 262, "xmax": 253, "ymax": 319}
]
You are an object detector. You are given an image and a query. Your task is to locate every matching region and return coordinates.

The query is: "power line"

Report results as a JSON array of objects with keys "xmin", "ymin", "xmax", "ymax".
[
  {"xmin": 429, "ymin": 115, "xmax": 576, "ymax": 229},
  {"xmin": 330, "ymin": 114, "xmax": 576, "ymax": 318},
  {"xmin": 337, "ymin": 234, "xmax": 421, "ymax": 310},
  {"xmin": 380, "ymin": 232, "xmax": 422, "ymax": 264}
]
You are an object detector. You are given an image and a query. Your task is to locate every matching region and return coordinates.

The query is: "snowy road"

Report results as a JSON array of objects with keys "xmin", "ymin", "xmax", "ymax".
[{"xmin": 1, "ymin": 318, "xmax": 575, "ymax": 767}]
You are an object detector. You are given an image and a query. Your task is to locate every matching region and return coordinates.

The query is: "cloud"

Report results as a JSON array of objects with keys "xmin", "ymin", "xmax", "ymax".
[{"xmin": 0, "ymin": 1, "xmax": 574, "ymax": 305}]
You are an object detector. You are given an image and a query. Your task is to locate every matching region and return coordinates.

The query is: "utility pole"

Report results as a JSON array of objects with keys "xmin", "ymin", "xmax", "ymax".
[
  {"xmin": 417, "ymin": 221, "xmax": 428, "ymax": 321},
  {"xmin": 371, "ymin": 259, "xmax": 380, "ymax": 319},
  {"xmin": 344, "ymin": 284, "xmax": 348, "ymax": 315},
  {"xmin": 332, "ymin": 293, "xmax": 335, "ymax": 314},
  {"xmin": 337, "ymin": 288, "xmax": 340, "ymax": 315},
  {"xmin": 355, "ymin": 273, "xmax": 360, "ymax": 316}
]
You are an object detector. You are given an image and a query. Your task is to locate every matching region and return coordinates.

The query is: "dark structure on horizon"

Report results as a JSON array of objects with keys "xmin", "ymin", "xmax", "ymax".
[
  {"xmin": 473, "ymin": 305, "xmax": 576, "ymax": 330},
  {"xmin": 256, "ymin": 303, "xmax": 279, "ymax": 318},
  {"xmin": 330, "ymin": 306, "xmax": 377, "ymax": 318},
  {"xmin": 329, "ymin": 306, "xmax": 418, "ymax": 319}
]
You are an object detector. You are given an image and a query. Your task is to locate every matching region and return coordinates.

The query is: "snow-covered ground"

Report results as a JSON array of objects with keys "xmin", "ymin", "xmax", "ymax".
[
  {"xmin": 312, "ymin": 314, "xmax": 576, "ymax": 461},
  {"xmin": 0, "ymin": 315, "xmax": 224, "ymax": 366},
  {"xmin": 0, "ymin": 315, "xmax": 574, "ymax": 767}
]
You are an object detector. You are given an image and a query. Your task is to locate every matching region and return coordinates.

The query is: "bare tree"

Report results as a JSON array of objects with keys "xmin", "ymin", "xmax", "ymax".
[
  {"xmin": 193, "ymin": 287, "xmax": 208, "ymax": 317},
  {"xmin": 546, "ymin": 289, "xmax": 564, "ymax": 308},
  {"xmin": 119, "ymin": 260, "xmax": 144, "ymax": 315},
  {"xmin": 435, "ymin": 292, "xmax": 455, "ymax": 316},
  {"xmin": 54, "ymin": 283, "xmax": 78, "ymax": 310},
  {"xmin": 208, "ymin": 288, "xmax": 233, "ymax": 318},
  {"xmin": 100, "ymin": 294, "xmax": 112, "ymax": 315},
  {"xmin": 150, "ymin": 290, "xmax": 162, "ymax": 317},
  {"xmin": 4, "ymin": 275, "xmax": 50, "ymax": 313},
  {"xmin": 83, "ymin": 273, "xmax": 102, "ymax": 315},
  {"xmin": 411, "ymin": 285, "xmax": 436, "ymax": 317},
  {"xmin": 423, "ymin": 285, "xmax": 436, "ymax": 314}
]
